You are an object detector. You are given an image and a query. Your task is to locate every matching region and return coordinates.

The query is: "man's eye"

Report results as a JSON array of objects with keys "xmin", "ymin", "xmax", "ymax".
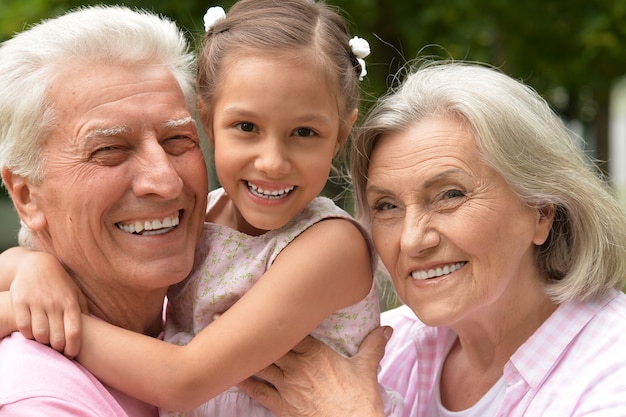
[
  {"xmin": 89, "ymin": 146, "xmax": 128, "ymax": 166},
  {"xmin": 163, "ymin": 136, "xmax": 199, "ymax": 155}
]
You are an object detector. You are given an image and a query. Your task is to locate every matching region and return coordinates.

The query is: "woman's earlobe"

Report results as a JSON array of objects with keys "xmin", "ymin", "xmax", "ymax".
[{"xmin": 533, "ymin": 204, "xmax": 556, "ymax": 246}]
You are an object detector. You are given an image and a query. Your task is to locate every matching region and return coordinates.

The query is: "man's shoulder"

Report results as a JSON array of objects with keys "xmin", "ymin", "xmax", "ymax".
[
  {"xmin": 0, "ymin": 333, "xmax": 126, "ymax": 413},
  {"xmin": 0, "ymin": 332, "xmax": 93, "ymax": 381}
]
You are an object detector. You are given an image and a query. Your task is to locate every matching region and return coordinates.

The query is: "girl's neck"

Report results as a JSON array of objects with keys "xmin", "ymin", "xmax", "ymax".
[{"xmin": 205, "ymin": 189, "xmax": 269, "ymax": 236}]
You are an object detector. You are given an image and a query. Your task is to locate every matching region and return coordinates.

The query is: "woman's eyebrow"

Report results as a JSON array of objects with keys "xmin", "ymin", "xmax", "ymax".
[{"xmin": 422, "ymin": 168, "xmax": 465, "ymax": 189}]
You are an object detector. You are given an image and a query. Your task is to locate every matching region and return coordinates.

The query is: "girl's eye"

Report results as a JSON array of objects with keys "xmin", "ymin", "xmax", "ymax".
[
  {"xmin": 236, "ymin": 122, "xmax": 257, "ymax": 133},
  {"xmin": 293, "ymin": 127, "xmax": 315, "ymax": 137}
]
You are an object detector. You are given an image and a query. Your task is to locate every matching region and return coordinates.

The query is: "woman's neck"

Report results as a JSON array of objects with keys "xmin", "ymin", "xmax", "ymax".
[{"xmin": 441, "ymin": 285, "xmax": 557, "ymax": 410}]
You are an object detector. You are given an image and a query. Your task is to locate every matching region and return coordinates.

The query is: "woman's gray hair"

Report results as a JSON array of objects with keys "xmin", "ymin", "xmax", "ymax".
[
  {"xmin": 352, "ymin": 61, "xmax": 626, "ymax": 303},
  {"xmin": 0, "ymin": 5, "xmax": 196, "ymax": 184}
]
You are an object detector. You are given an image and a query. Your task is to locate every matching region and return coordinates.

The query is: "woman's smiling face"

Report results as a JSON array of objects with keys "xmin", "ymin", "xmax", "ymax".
[{"xmin": 366, "ymin": 116, "xmax": 552, "ymax": 328}]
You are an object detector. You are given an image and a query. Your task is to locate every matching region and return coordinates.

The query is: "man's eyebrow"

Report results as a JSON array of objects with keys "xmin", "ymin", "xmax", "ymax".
[
  {"xmin": 163, "ymin": 116, "xmax": 196, "ymax": 128},
  {"xmin": 83, "ymin": 117, "xmax": 195, "ymax": 140},
  {"xmin": 85, "ymin": 126, "xmax": 131, "ymax": 139}
]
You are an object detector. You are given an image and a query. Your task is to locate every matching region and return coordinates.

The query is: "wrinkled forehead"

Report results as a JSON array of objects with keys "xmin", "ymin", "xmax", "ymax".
[{"xmin": 45, "ymin": 62, "xmax": 192, "ymax": 138}]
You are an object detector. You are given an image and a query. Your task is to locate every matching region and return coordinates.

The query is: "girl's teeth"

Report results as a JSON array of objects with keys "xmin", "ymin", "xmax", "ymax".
[{"xmin": 248, "ymin": 182, "xmax": 295, "ymax": 199}]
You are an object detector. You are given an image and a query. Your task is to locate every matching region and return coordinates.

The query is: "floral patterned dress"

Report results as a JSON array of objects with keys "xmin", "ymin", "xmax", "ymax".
[{"xmin": 161, "ymin": 188, "xmax": 402, "ymax": 417}]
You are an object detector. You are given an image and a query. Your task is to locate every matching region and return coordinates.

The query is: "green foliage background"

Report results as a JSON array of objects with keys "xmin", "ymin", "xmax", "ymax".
[
  {"xmin": 1, "ymin": 0, "xmax": 624, "ymax": 161},
  {"xmin": 0, "ymin": 0, "xmax": 626, "ymax": 296},
  {"xmin": 1, "ymin": 0, "xmax": 625, "ymax": 248}
]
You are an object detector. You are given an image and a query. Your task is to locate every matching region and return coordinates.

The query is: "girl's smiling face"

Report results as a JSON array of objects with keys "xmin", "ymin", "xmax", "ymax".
[
  {"xmin": 208, "ymin": 53, "xmax": 354, "ymax": 235},
  {"xmin": 366, "ymin": 117, "xmax": 553, "ymax": 328}
]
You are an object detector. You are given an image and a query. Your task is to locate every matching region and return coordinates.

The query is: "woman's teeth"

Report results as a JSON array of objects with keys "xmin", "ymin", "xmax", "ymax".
[
  {"xmin": 117, "ymin": 214, "xmax": 180, "ymax": 235},
  {"xmin": 248, "ymin": 182, "xmax": 295, "ymax": 199},
  {"xmin": 411, "ymin": 262, "xmax": 466, "ymax": 280}
]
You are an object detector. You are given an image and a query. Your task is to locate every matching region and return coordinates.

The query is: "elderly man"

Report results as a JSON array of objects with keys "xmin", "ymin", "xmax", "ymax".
[{"xmin": 0, "ymin": 6, "xmax": 207, "ymax": 414}]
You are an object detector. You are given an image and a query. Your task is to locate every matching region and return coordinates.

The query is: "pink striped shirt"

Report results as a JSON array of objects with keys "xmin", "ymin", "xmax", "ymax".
[{"xmin": 380, "ymin": 289, "xmax": 626, "ymax": 417}]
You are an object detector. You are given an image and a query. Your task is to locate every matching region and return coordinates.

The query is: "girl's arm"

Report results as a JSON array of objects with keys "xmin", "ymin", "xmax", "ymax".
[
  {"xmin": 0, "ymin": 246, "xmax": 88, "ymax": 356},
  {"xmin": 77, "ymin": 218, "xmax": 373, "ymax": 411},
  {"xmin": 0, "ymin": 246, "xmax": 30, "ymax": 290},
  {"xmin": 0, "ymin": 247, "xmax": 27, "ymax": 339}
]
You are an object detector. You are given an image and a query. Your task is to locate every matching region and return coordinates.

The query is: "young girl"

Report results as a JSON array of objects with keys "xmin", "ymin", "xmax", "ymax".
[{"xmin": 2, "ymin": 0, "xmax": 402, "ymax": 415}]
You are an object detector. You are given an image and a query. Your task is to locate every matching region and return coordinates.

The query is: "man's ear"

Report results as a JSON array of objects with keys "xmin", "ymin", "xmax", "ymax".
[{"xmin": 2, "ymin": 168, "xmax": 47, "ymax": 232}]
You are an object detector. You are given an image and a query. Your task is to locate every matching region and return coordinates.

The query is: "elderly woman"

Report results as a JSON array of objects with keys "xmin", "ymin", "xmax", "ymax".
[{"xmin": 240, "ymin": 61, "xmax": 626, "ymax": 416}]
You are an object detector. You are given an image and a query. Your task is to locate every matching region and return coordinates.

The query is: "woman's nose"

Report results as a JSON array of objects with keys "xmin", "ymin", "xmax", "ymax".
[{"xmin": 400, "ymin": 209, "xmax": 440, "ymax": 257}]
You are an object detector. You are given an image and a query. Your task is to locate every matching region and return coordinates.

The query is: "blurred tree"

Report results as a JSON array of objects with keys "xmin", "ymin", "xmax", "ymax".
[
  {"xmin": 332, "ymin": 0, "xmax": 626, "ymax": 176},
  {"xmin": 1, "ymin": 0, "xmax": 624, "ymax": 187}
]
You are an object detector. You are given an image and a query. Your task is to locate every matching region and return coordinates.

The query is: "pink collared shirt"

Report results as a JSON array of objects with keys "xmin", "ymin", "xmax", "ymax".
[
  {"xmin": 0, "ymin": 332, "xmax": 157, "ymax": 416},
  {"xmin": 380, "ymin": 289, "xmax": 626, "ymax": 417}
]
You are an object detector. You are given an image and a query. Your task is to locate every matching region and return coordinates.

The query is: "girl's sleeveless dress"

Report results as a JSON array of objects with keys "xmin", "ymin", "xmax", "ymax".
[{"xmin": 161, "ymin": 188, "xmax": 403, "ymax": 417}]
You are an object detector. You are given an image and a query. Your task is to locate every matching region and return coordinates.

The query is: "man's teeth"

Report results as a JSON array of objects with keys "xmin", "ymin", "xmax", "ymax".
[
  {"xmin": 248, "ymin": 183, "xmax": 295, "ymax": 199},
  {"xmin": 411, "ymin": 262, "xmax": 466, "ymax": 280},
  {"xmin": 117, "ymin": 214, "xmax": 180, "ymax": 235}
]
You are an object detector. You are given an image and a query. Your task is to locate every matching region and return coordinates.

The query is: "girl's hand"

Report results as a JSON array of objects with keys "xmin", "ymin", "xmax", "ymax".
[
  {"xmin": 0, "ymin": 292, "xmax": 17, "ymax": 338},
  {"xmin": 9, "ymin": 250, "xmax": 89, "ymax": 357}
]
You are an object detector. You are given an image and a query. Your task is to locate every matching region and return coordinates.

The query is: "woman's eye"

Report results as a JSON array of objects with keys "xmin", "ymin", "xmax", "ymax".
[
  {"xmin": 443, "ymin": 189, "xmax": 465, "ymax": 199},
  {"xmin": 372, "ymin": 201, "xmax": 397, "ymax": 211},
  {"xmin": 293, "ymin": 127, "xmax": 315, "ymax": 137},
  {"xmin": 235, "ymin": 122, "xmax": 257, "ymax": 133}
]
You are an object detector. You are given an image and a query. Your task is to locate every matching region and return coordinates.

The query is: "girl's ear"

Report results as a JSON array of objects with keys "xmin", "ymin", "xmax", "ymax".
[
  {"xmin": 197, "ymin": 98, "xmax": 214, "ymax": 145},
  {"xmin": 337, "ymin": 108, "xmax": 359, "ymax": 152},
  {"xmin": 1, "ymin": 168, "xmax": 47, "ymax": 232}
]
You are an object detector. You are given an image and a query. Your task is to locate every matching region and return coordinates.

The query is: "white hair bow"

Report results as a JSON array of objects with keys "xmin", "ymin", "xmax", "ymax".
[{"xmin": 203, "ymin": 6, "xmax": 226, "ymax": 32}]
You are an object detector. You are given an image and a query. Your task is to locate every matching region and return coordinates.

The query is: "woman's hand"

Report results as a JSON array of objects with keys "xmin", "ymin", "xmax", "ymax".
[{"xmin": 238, "ymin": 326, "xmax": 393, "ymax": 417}]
